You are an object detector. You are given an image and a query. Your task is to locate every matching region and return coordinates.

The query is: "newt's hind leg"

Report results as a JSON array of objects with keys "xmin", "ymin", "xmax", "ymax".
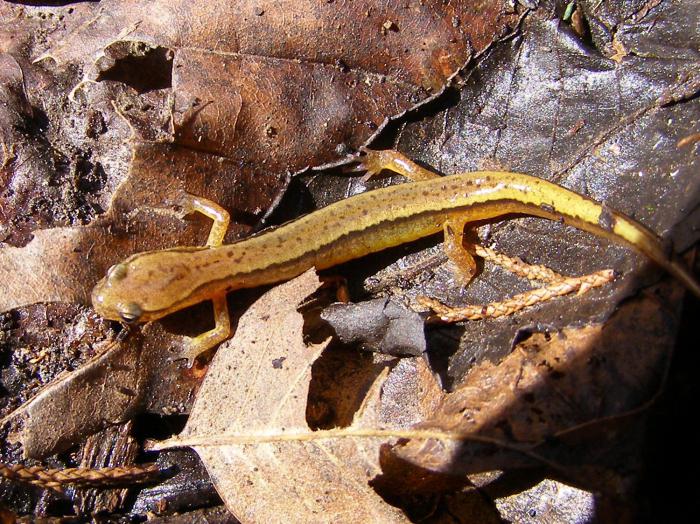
[
  {"xmin": 352, "ymin": 149, "xmax": 617, "ymax": 317},
  {"xmin": 173, "ymin": 192, "xmax": 231, "ymax": 247},
  {"xmin": 353, "ymin": 149, "xmax": 480, "ymax": 282},
  {"xmin": 443, "ymin": 218, "xmax": 478, "ymax": 286},
  {"xmin": 349, "ymin": 149, "xmax": 440, "ymax": 182},
  {"xmin": 179, "ymin": 294, "xmax": 231, "ymax": 367}
]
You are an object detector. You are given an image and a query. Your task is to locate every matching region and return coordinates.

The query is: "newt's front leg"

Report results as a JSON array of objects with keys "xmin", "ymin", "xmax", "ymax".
[
  {"xmin": 173, "ymin": 192, "xmax": 230, "ymax": 247},
  {"xmin": 174, "ymin": 193, "xmax": 232, "ymax": 365},
  {"xmin": 180, "ymin": 293, "xmax": 231, "ymax": 366},
  {"xmin": 351, "ymin": 148, "xmax": 440, "ymax": 182}
]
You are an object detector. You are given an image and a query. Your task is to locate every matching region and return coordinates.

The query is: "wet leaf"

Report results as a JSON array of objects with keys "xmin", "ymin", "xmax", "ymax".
[
  {"xmin": 321, "ymin": 298, "xmax": 426, "ymax": 356},
  {"xmin": 358, "ymin": 5, "xmax": 700, "ymax": 382},
  {"xmin": 381, "ymin": 281, "xmax": 684, "ymax": 496}
]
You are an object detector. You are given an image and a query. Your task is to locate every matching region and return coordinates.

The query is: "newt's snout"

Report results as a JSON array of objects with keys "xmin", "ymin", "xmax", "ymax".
[{"xmin": 91, "ymin": 262, "xmax": 146, "ymax": 324}]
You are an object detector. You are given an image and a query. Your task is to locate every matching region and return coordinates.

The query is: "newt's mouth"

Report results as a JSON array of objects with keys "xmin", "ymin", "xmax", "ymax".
[{"xmin": 90, "ymin": 277, "xmax": 119, "ymax": 321}]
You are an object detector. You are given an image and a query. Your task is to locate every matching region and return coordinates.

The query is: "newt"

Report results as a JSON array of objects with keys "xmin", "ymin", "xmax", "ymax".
[{"xmin": 91, "ymin": 149, "xmax": 700, "ymax": 364}]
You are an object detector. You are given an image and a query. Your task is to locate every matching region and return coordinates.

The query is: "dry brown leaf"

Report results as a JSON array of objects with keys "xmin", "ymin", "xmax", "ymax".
[
  {"xmin": 0, "ymin": 0, "xmax": 517, "ymax": 333},
  {"xmin": 40, "ymin": 0, "xmax": 515, "ymax": 164},
  {"xmin": 1, "ymin": 0, "xmax": 521, "ymax": 253},
  {"xmin": 152, "ymin": 270, "xmax": 412, "ymax": 523},
  {"xmin": 1, "ymin": 1, "xmax": 519, "ymax": 253}
]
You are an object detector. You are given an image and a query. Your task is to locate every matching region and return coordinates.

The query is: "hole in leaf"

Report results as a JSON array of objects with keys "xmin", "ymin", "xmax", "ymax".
[{"xmin": 97, "ymin": 42, "xmax": 173, "ymax": 93}]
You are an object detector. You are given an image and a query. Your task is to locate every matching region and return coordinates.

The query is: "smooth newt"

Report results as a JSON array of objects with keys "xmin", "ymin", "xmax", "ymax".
[{"xmin": 92, "ymin": 149, "xmax": 700, "ymax": 364}]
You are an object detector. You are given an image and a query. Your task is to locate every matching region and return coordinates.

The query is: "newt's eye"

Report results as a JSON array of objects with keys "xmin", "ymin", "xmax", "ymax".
[
  {"xmin": 108, "ymin": 263, "xmax": 128, "ymax": 281},
  {"xmin": 119, "ymin": 302, "xmax": 142, "ymax": 324}
]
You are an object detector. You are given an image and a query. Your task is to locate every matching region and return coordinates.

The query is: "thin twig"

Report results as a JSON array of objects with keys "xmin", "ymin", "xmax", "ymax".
[{"xmin": 0, "ymin": 462, "xmax": 161, "ymax": 493}]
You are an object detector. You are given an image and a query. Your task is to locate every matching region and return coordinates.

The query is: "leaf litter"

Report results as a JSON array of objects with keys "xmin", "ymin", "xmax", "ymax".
[
  {"xmin": 0, "ymin": 4, "xmax": 516, "ymax": 457},
  {"xmin": 151, "ymin": 270, "xmax": 412, "ymax": 523},
  {"xmin": 0, "ymin": 0, "xmax": 698, "ymax": 520},
  {"xmin": 2, "ymin": 0, "xmax": 517, "ymax": 311},
  {"xmin": 147, "ymin": 271, "xmax": 684, "ymax": 520}
]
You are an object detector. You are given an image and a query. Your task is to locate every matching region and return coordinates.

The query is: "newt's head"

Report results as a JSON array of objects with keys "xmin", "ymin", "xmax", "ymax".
[
  {"xmin": 91, "ymin": 249, "xmax": 207, "ymax": 325},
  {"xmin": 92, "ymin": 255, "xmax": 159, "ymax": 325}
]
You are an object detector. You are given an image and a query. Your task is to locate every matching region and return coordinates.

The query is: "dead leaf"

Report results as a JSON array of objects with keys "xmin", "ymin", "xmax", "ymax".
[
  {"xmin": 0, "ymin": 51, "xmax": 99, "ymax": 247},
  {"xmin": 380, "ymin": 7, "xmax": 700, "ymax": 383},
  {"xmin": 381, "ymin": 281, "xmax": 683, "ymax": 496},
  {"xmin": 0, "ymin": 2, "xmax": 518, "ymax": 384},
  {"xmin": 152, "ymin": 270, "xmax": 410, "ymax": 523},
  {"xmin": 3, "ymin": 337, "xmax": 145, "ymax": 459},
  {"xmin": 493, "ymin": 478, "xmax": 595, "ymax": 523},
  {"xmin": 0, "ymin": 0, "xmax": 520, "ymax": 308},
  {"xmin": 321, "ymin": 298, "xmax": 426, "ymax": 356},
  {"xmin": 378, "ymin": 357, "xmax": 445, "ymax": 430},
  {"xmin": 0, "ymin": 305, "xmax": 208, "ymax": 459},
  {"xmin": 41, "ymin": 0, "xmax": 516, "ymax": 165}
]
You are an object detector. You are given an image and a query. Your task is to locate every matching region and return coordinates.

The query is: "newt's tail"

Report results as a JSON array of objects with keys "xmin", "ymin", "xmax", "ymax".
[{"xmin": 557, "ymin": 202, "xmax": 700, "ymax": 298}]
